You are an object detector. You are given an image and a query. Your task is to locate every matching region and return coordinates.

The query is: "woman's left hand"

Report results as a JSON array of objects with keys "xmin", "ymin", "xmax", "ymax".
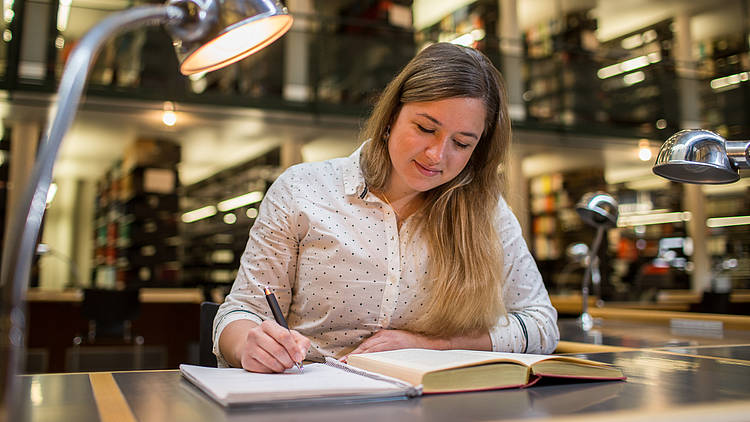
[{"xmin": 345, "ymin": 329, "xmax": 449, "ymax": 359}]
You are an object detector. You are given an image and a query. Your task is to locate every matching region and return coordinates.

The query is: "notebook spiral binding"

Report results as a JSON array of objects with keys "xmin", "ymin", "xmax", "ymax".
[{"xmin": 324, "ymin": 357, "xmax": 423, "ymax": 397}]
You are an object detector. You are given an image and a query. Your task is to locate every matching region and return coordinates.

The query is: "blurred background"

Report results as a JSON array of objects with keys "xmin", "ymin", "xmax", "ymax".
[{"xmin": 1, "ymin": 0, "xmax": 748, "ymax": 373}]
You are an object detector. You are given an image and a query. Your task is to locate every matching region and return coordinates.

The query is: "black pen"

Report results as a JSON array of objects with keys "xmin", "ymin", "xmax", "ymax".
[{"xmin": 264, "ymin": 286, "xmax": 304, "ymax": 371}]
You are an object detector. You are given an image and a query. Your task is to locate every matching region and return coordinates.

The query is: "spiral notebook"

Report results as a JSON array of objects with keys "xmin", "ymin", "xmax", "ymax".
[{"xmin": 179, "ymin": 358, "xmax": 420, "ymax": 407}]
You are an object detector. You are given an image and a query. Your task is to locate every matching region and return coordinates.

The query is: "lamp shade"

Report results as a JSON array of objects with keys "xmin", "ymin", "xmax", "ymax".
[
  {"xmin": 575, "ymin": 192, "xmax": 618, "ymax": 229},
  {"xmin": 652, "ymin": 129, "xmax": 739, "ymax": 184},
  {"xmin": 168, "ymin": 0, "xmax": 293, "ymax": 75}
]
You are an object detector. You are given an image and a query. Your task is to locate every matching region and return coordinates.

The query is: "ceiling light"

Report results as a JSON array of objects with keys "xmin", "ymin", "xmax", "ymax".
[
  {"xmin": 638, "ymin": 139, "xmax": 652, "ymax": 161},
  {"xmin": 162, "ymin": 101, "xmax": 177, "ymax": 126},
  {"xmin": 621, "ymin": 34, "xmax": 643, "ymax": 50},
  {"xmin": 706, "ymin": 215, "xmax": 750, "ymax": 228},
  {"xmin": 217, "ymin": 191, "xmax": 264, "ymax": 212},
  {"xmin": 182, "ymin": 205, "xmax": 217, "ymax": 223},
  {"xmin": 623, "ymin": 71, "xmax": 645, "ymax": 86},
  {"xmin": 617, "ymin": 211, "xmax": 692, "ymax": 227}
]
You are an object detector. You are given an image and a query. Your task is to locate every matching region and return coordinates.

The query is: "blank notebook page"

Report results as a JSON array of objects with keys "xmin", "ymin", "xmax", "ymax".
[{"xmin": 181, "ymin": 363, "xmax": 406, "ymax": 403}]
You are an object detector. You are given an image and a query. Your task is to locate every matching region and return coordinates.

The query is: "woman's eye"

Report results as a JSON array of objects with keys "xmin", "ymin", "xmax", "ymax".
[
  {"xmin": 416, "ymin": 124, "xmax": 435, "ymax": 134},
  {"xmin": 454, "ymin": 140, "xmax": 470, "ymax": 149}
]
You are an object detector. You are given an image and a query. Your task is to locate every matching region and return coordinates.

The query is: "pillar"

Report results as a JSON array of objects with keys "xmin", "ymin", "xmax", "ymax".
[
  {"xmin": 674, "ymin": 12, "xmax": 711, "ymax": 293},
  {"xmin": 498, "ymin": 0, "xmax": 525, "ymax": 121},
  {"xmin": 283, "ymin": 0, "xmax": 314, "ymax": 102}
]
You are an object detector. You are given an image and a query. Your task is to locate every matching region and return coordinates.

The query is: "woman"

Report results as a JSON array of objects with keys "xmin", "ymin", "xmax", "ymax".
[{"xmin": 214, "ymin": 43, "xmax": 559, "ymax": 373}]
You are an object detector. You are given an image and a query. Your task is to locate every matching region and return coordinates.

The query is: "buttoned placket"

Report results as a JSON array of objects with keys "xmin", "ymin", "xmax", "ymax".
[{"xmin": 367, "ymin": 192, "xmax": 402, "ymax": 330}]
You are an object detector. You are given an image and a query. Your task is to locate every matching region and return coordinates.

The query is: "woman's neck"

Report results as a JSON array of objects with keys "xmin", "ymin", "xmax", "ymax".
[{"xmin": 380, "ymin": 181, "xmax": 424, "ymax": 222}]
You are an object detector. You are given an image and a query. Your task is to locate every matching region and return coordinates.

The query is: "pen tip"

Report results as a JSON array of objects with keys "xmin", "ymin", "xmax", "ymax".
[{"xmin": 264, "ymin": 286, "xmax": 271, "ymax": 295}]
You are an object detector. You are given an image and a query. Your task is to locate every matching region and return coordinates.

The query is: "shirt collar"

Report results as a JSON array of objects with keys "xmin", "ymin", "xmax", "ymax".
[{"xmin": 342, "ymin": 141, "xmax": 368, "ymax": 198}]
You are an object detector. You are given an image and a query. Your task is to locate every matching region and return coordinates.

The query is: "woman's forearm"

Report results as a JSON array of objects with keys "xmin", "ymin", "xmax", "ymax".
[
  {"xmin": 218, "ymin": 319, "xmax": 259, "ymax": 368},
  {"xmin": 440, "ymin": 331, "xmax": 493, "ymax": 351}
]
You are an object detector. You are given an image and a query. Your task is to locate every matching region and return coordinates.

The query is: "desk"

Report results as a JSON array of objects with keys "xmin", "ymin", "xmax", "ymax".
[
  {"xmin": 557, "ymin": 317, "xmax": 750, "ymax": 351},
  {"xmin": 16, "ymin": 348, "xmax": 750, "ymax": 422}
]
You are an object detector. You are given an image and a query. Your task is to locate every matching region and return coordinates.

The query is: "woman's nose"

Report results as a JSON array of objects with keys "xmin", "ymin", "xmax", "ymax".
[{"xmin": 424, "ymin": 138, "xmax": 448, "ymax": 163}]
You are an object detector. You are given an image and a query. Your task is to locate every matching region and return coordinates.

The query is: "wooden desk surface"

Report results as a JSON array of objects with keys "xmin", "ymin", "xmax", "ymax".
[
  {"xmin": 26, "ymin": 288, "xmax": 204, "ymax": 304},
  {"xmin": 15, "ymin": 349, "xmax": 750, "ymax": 422}
]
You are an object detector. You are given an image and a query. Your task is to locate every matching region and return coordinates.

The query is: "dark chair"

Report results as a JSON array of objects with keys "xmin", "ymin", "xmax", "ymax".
[
  {"xmin": 199, "ymin": 301, "xmax": 220, "ymax": 367},
  {"xmin": 67, "ymin": 288, "xmax": 166, "ymax": 372},
  {"xmin": 80, "ymin": 288, "xmax": 141, "ymax": 342}
]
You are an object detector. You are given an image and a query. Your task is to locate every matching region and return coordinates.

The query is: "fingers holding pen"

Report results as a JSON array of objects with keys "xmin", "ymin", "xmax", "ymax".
[
  {"xmin": 260, "ymin": 320, "xmax": 309, "ymax": 364},
  {"xmin": 239, "ymin": 320, "xmax": 310, "ymax": 373}
]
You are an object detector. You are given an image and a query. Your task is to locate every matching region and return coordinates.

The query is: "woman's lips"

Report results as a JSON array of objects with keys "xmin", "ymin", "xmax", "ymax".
[{"xmin": 414, "ymin": 160, "xmax": 441, "ymax": 176}]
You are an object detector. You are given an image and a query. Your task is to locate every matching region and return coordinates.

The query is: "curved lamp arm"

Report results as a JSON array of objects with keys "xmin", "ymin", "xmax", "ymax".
[
  {"xmin": 0, "ymin": 5, "xmax": 186, "ymax": 418},
  {"xmin": 1, "ymin": 0, "xmax": 291, "ymax": 416}
]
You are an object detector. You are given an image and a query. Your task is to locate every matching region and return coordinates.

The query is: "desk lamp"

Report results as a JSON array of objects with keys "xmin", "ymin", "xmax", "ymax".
[
  {"xmin": 575, "ymin": 192, "xmax": 619, "ymax": 331},
  {"xmin": 653, "ymin": 129, "xmax": 750, "ymax": 184},
  {"xmin": 0, "ymin": 0, "xmax": 292, "ymax": 418}
]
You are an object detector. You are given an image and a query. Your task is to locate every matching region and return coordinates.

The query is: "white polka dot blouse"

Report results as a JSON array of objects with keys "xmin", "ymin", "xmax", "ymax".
[{"xmin": 213, "ymin": 144, "xmax": 559, "ymax": 366}]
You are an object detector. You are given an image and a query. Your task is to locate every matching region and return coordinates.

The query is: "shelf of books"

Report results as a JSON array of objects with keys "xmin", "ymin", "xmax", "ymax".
[
  {"xmin": 523, "ymin": 10, "xmax": 603, "ymax": 127},
  {"xmin": 529, "ymin": 168, "xmax": 607, "ymax": 293},
  {"xmin": 597, "ymin": 19, "xmax": 679, "ymax": 136},
  {"xmin": 93, "ymin": 138, "xmax": 182, "ymax": 289},
  {"xmin": 697, "ymin": 33, "xmax": 750, "ymax": 139},
  {"xmin": 180, "ymin": 147, "xmax": 282, "ymax": 292}
]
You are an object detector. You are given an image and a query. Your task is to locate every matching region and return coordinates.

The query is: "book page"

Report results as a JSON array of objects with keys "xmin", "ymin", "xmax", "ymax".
[
  {"xmin": 349, "ymin": 349, "xmax": 608, "ymax": 374},
  {"xmin": 350, "ymin": 349, "xmax": 546, "ymax": 373},
  {"xmin": 180, "ymin": 363, "xmax": 410, "ymax": 405}
]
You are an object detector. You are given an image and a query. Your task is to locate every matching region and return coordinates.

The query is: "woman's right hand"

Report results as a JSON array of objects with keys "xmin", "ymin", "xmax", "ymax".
[{"xmin": 234, "ymin": 320, "xmax": 310, "ymax": 373}]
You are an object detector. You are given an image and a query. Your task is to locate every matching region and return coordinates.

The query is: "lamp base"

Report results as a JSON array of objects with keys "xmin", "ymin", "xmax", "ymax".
[{"xmin": 578, "ymin": 312, "xmax": 594, "ymax": 332}]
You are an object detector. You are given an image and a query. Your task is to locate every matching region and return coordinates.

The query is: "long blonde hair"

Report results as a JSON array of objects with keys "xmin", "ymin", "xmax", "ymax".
[{"xmin": 360, "ymin": 43, "xmax": 511, "ymax": 337}]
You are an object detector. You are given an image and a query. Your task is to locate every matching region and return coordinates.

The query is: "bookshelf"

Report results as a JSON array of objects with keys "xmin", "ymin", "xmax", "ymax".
[
  {"xmin": 597, "ymin": 20, "xmax": 679, "ymax": 136},
  {"xmin": 93, "ymin": 139, "xmax": 182, "ymax": 289},
  {"xmin": 523, "ymin": 10, "xmax": 603, "ymax": 126},
  {"xmin": 180, "ymin": 148, "xmax": 282, "ymax": 291},
  {"xmin": 697, "ymin": 33, "xmax": 750, "ymax": 139},
  {"xmin": 528, "ymin": 168, "xmax": 607, "ymax": 292}
]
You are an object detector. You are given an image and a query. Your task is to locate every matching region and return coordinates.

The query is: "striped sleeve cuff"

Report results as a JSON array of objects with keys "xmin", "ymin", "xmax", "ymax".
[
  {"xmin": 489, "ymin": 312, "xmax": 541, "ymax": 354},
  {"xmin": 212, "ymin": 309, "xmax": 264, "ymax": 367}
]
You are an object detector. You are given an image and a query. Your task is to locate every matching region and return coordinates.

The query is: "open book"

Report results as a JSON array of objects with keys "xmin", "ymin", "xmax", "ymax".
[
  {"xmin": 179, "ymin": 359, "xmax": 420, "ymax": 407},
  {"xmin": 346, "ymin": 349, "xmax": 626, "ymax": 394},
  {"xmin": 180, "ymin": 349, "xmax": 624, "ymax": 406}
]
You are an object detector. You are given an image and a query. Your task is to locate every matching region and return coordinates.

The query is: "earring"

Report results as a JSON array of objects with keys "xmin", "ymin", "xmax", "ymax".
[{"xmin": 383, "ymin": 125, "xmax": 391, "ymax": 143}]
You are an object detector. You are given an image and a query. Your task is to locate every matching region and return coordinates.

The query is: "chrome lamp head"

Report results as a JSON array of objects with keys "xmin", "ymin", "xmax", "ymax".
[
  {"xmin": 167, "ymin": 0, "xmax": 293, "ymax": 75},
  {"xmin": 575, "ymin": 192, "xmax": 619, "ymax": 229},
  {"xmin": 652, "ymin": 129, "xmax": 750, "ymax": 184}
]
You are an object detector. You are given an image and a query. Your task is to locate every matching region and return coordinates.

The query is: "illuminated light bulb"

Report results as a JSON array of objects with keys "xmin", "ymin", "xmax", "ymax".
[
  {"xmin": 223, "ymin": 213, "xmax": 237, "ymax": 224},
  {"xmin": 162, "ymin": 101, "xmax": 176, "ymax": 126},
  {"xmin": 162, "ymin": 111, "xmax": 177, "ymax": 126},
  {"xmin": 638, "ymin": 139, "xmax": 652, "ymax": 161}
]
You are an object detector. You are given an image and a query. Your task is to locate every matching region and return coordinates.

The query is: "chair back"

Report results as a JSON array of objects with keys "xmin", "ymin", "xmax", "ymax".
[
  {"xmin": 199, "ymin": 301, "xmax": 220, "ymax": 367},
  {"xmin": 81, "ymin": 289, "xmax": 140, "ymax": 341}
]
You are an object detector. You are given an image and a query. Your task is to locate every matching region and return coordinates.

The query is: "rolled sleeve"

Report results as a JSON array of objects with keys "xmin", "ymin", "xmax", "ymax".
[
  {"xmin": 490, "ymin": 196, "xmax": 559, "ymax": 354},
  {"xmin": 212, "ymin": 167, "xmax": 301, "ymax": 366},
  {"xmin": 212, "ymin": 307, "xmax": 263, "ymax": 367}
]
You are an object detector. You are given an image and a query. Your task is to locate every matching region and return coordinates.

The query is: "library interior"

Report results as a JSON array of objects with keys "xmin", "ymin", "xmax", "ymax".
[{"xmin": 1, "ymin": 0, "xmax": 749, "ymax": 421}]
